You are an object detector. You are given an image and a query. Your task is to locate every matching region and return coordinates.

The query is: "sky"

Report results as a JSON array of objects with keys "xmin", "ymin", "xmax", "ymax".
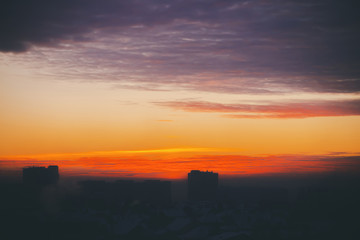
[{"xmin": 1, "ymin": 0, "xmax": 360, "ymax": 179}]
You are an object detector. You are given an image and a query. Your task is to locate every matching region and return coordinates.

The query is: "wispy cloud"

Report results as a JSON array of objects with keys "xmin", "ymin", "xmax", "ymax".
[
  {"xmin": 0, "ymin": 148, "xmax": 223, "ymax": 161},
  {"xmin": 155, "ymin": 99, "xmax": 360, "ymax": 118},
  {"xmin": 1, "ymin": 0, "xmax": 359, "ymax": 94}
]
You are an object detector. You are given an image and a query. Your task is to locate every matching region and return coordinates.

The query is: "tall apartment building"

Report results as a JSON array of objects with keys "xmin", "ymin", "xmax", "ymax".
[
  {"xmin": 188, "ymin": 170, "xmax": 218, "ymax": 201},
  {"xmin": 23, "ymin": 165, "xmax": 59, "ymax": 186}
]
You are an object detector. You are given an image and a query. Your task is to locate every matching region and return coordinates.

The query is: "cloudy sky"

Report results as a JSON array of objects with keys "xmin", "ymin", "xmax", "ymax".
[{"xmin": 1, "ymin": 0, "xmax": 360, "ymax": 178}]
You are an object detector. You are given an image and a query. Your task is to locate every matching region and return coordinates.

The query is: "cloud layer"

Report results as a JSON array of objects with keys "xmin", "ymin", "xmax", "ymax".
[
  {"xmin": 156, "ymin": 99, "xmax": 360, "ymax": 118},
  {"xmin": 1, "ymin": 0, "xmax": 360, "ymax": 93}
]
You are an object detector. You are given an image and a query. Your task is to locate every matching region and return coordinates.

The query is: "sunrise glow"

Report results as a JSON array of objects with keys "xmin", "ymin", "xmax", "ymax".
[{"xmin": 1, "ymin": 0, "xmax": 360, "ymax": 180}]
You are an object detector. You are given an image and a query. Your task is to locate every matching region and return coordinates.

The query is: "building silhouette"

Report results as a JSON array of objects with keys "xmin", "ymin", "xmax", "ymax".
[
  {"xmin": 23, "ymin": 165, "xmax": 59, "ymax": 187},
  {"xmin": 138, "ymin": 180, "xmax": 171, "ymax": 204},
  {"xmin": 80, "ymin": 179, "xmax": 171, "ymax": 205},
  {"xmin": 188, "ymin": 170, "xmax": 218, "ymax": 201}
]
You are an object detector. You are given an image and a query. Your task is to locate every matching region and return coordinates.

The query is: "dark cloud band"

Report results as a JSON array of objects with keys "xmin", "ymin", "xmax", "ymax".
[{"xmin": 1, "ymin": 0, "xmax": 360, "ymax": 93}]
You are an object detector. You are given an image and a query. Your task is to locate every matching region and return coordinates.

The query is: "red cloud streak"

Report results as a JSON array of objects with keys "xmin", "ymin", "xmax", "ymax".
[
  {"xmin": 1, "ymin": 155, "xmax": 359, "ymax": 179},
  {"xmin": 156, "ymin": 99, "xmax": 360, "ymax": 118}
]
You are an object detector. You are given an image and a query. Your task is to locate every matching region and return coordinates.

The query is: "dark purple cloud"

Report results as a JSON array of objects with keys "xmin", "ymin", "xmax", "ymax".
[
  {"xmin": 1, "ymin": 0, "xmax": 360, "ymax": 93},
  {"xmin": 155, "ymin": 99, "xmax": 360, "ymax": 118}
]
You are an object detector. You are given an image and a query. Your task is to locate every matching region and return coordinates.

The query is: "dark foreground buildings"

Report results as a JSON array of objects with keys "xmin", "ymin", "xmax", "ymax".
[
  {"xmin": 3, "ymin": 167, "xmax": 359, "ymax": 239},
  {"xmin": 23, "ymin": 165, "xmax": 59, "ymax": 187},
  {"xmin": 80, "ymin": 179, "xmax": 172, "ymax": 205},
  {"xmin": 188, "ymin": 170, "xmax": 218, "ymax": 201}
]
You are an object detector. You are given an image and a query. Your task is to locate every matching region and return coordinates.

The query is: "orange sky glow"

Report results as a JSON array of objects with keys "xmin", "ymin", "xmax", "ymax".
[
  {"xmin": 1, "ymin": 150, "xmax": 359, "ymax": 179},
  {"xmin": 1, "ymin": 0, "xmax": 360, "ymax": 180}
]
